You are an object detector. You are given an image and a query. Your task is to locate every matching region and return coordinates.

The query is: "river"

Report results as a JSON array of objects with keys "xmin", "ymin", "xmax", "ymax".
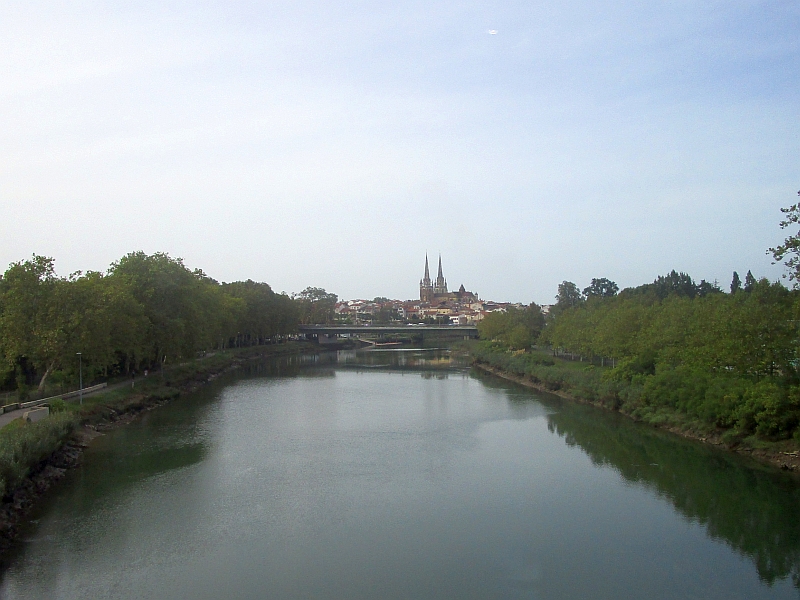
[{"xmin": 1, "ymin": 348, "xmax": 799, "ymax": 599}]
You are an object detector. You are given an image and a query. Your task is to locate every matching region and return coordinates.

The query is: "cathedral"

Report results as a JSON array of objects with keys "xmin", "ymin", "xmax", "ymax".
[
  {"xmin": 419, "ymin": 255, "xmax": 476, "ymax": 304},
  {"xmin": 419, "ymin": 254, "xmax": 446, "ymax": 302}
]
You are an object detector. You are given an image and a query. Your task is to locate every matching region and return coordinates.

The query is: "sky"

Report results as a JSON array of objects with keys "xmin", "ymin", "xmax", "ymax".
[{"xmin": 1, "ymin": 1, "xmax": 798, "ymax": 303}]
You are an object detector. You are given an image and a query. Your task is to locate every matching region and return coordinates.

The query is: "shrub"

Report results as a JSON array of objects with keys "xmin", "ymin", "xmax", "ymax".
[
  {"xmin": 605, "ymin": 352, "xmax": 657, "ymax": 383},
  {"xmin": 698, "ymin": 378, "xmax": 746, "ymax": 428},
  {"xmin": 640, "ymin": 367, "xmax": 697, "ymax": 410},
  {"xmin": 48, "ymin": 398, "xmax": 67, "ymax": 413},
  {"xmin": 736, "ymin": 382, "xmax": 800, "ymax": 439},
  {"xmin": 474, "ymin": 340, "xmax": 800, "ymax": 442},
  {"xmin": 0, "ymin": 412, "xmax": 78, "ymax": 498}
]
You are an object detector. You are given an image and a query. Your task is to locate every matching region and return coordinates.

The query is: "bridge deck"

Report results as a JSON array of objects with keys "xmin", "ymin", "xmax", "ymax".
[{"xmin": 298, "ymin": 325, "xmax": 477, "ymax": 335}]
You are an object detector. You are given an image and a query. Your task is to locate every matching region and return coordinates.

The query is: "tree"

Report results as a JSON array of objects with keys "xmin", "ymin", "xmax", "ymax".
[
  {"xmin": 768, "ymin": 191, "xmax": 800, "ymax": 286},
  {"xmin": 0, "ymin": 256, "xmax": 60, "ymax": 390},
  {"xmin": 295, "ymin": 287, "xmax": 337, "ymax": 324},
  {"xmin": 744, "ymin": 270, "xmax": 756, "ymax": 293},
  {"xmin": 223, "ymin": 280, "xmax": 292, "ymax": 345},
  {"xmin": 696, "ymin": 279, "xmax": 722, "ymax": 297},
  {"xmin": 507, "ymin": 325, "xmax": 532, "ymax": 350},
  {"xmin": 555, "ymin": 281, "xmax": 583, "ymax": 309},
  {"xmin": 0, "ymin": 257, "xmax": 131, "ymax": 391},
  {"xmin": 109, "ymin": 252, "xmax": 225, "ymax": 362},
  {"xmin": 478, "ymin": 304, "xmax": 545, "ymax": 348},
  {"xmin": 477, "ymin": 311, "xmax": 512, "ymax": 341},
  {"xmin": 583, "ymin": 278, "xmax": 619, "ymax": 298},
  {"xmin": 372, "ymin": 305, "xmax": 400, "ymax": 324},
  {"xmin": 652, "ymin": 271, "xmax": 697, "ymax": 299},
  {"xmin": 730, "ymin": 271, "xmax": 741, "ymax": 294},
  {"xmin": 729, "ymin": 279, "xmax": 794, "ymax": 378},
  {"xmin": 0, "ymin": 251, "xmax": 305, "ymax": 396},
  {"xmin": 520, "ymin": 303, "xmax": 546, "ymax": 340}
]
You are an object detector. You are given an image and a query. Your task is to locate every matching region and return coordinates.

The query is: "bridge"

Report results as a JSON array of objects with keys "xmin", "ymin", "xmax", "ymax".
[{"xmin": 298, "ymin": 324, "xmax": 478, "ymax": 339}]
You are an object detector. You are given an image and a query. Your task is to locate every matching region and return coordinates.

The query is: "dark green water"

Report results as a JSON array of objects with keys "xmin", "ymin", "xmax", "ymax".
[{"xmin": 1, "ymin": 349, "xmax": 799, "ymax": 599}]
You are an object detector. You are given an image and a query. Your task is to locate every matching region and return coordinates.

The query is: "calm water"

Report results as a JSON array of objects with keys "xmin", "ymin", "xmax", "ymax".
[{"xmin": 2, "ymin": 349, "xmax": 800, "ymax": 599}]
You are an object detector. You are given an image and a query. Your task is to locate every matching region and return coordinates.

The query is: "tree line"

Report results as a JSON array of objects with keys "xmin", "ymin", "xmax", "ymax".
[
  {"xmin": 478, "ymin": 271, "xmax": 799, "ymax": 440},
  {"xmin": 477, "ymin": 197, "xmax": 800, "ymax": 441},
  {"xmin": 0, "ymin": 252, "xmax": 337, "ymax": 397}
]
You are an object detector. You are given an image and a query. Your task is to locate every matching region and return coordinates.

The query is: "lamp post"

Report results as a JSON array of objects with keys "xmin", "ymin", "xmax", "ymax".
[{"xmin": 77, "ymin": 352, "xmax": 83, "ymax": 405}]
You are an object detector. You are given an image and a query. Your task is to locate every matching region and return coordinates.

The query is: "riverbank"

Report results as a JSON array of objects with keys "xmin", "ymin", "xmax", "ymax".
[
  {"xmin": 0, "ymin": 342, "xmax": 314, "ymax": 557},
  {"xmin": 472, "ymin": 359, "xmax": 800, "ymax": 475},
  {"xmin": 7, "ymin": 346, "xmax": 797, "ymax": 599}
]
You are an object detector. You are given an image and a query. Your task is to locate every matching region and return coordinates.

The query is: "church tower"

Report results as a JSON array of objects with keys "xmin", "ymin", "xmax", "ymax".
[
  {"xmin": 434, "ymin": 254, "xmax": 448, "ymax": 295},
  {"xmin": 420, "ymin": 254, "xmax": 433, "ymax": 302}
]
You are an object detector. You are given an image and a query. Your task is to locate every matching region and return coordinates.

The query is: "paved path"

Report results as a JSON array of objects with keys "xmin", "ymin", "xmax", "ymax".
[
  {"xmin": 0, "ymin": 348, "xmax": 256, "ymax": 429},
  {"xmin": 0, "ymin": 376, "xmax": 148, "ymax": 429}
]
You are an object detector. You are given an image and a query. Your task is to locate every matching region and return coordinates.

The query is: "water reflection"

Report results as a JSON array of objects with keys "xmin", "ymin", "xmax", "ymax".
[
  {"xmin": 476, "ymin": 371, "xmax": 800, "ymax": 589},
  {"xmin": 320, "ymin": 348, "xmax": 468, "ymax": 376},
  {"xmin": 282, "ymin": 349, "xmax": 800, "ymax": 590},
  {"xmin": 235, "ymin": 348, "xmax": 466, "ymax": 381},
  {"xmin": 2, "ymin": 349, "xmax": 799, "ymax": 599}
]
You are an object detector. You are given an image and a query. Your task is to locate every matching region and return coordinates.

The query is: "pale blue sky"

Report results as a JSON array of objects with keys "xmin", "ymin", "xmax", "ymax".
[{"xmin": 1, "ymin": 1, "xmax": 797, "ymax": 302}]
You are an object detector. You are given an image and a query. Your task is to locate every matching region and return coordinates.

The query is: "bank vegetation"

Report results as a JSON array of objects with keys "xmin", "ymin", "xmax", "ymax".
[
  {"xmin": 0, "ymin": 251, "xmax": 337, "ymax": 401},
  {"xmin": 0, "ymin": 251, "xmax": 337, "ymax": 509},
  {"xmin": 475, "ymin": 201, "xmax": 800, "ymax": 456}
]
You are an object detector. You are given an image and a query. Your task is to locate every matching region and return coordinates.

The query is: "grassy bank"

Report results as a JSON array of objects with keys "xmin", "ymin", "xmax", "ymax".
[
  {"xmin": 469, "ymin": 341, "xmax": 800, "ymax": 470},
  {"xmin": 0, "ymin": 342, "xmax": 313, "ymax": 501},
  {"xmin": 0, "ymin": 412, "xmax": 79, "ymax": 500}
]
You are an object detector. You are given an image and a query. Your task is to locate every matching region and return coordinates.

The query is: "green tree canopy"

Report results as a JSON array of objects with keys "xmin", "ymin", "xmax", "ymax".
[
  {"xmin": 730, "ymin": 271, "xmax": 741, "ymax": 294},
  {"xmin": 555, "ymin": 281, "xmax": 583, "ymax": 309},
  {"xmin": 583, "ymin": 278, "xmax": 619, "ymax": 298},
  {"xmin": 0, "ymin": 251, "xmax": 308, "ymax": 396},
  {"xmin": 744, "ymin": 270, "xmax": 756, "ymax": 292},
  {"xmin": 478, "ymin": 303, "xmax": 545, "ymax": 350},
  {"xmin": 768, "ymin": 191, "xmax": 800, "ymax": 286},
  {"xmin": 295, "ymin": 287, "xmax": 338, "ymax": 324}
]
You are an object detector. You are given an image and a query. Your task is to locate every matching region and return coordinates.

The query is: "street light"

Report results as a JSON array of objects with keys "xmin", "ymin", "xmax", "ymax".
[{"xmin": 76, "ymin": 352, "xmax": 83, "ymax": 405}]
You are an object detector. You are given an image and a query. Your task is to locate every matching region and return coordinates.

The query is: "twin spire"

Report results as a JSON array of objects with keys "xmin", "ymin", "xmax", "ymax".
[{"xmin": 420, "ymin": 253, "xmax": 447, "ymax": 301}]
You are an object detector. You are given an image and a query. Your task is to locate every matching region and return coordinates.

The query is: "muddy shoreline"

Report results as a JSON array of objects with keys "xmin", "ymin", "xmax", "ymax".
[
  {"xmin": 473, "ymin": 361, "xmax": 800, "ymax": 474},
  {"xmin": 0, "ymin": 345, "xmax": 310, "ymax": 559}
]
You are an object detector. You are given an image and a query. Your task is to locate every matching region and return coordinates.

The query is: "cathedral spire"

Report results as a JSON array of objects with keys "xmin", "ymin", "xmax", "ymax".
[
  {"xmin": 434, "ymin": 254, "xmax": 447, "ymax": 295},
  {"xmin": 420, "ymin": 253, "xmax": 433, "ymax": 302}
]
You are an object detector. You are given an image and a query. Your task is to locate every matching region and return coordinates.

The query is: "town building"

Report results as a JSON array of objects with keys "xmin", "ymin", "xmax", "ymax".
[{"xmin": 333, "ymin": 255, "xmax": 519, "ymax": 326}]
